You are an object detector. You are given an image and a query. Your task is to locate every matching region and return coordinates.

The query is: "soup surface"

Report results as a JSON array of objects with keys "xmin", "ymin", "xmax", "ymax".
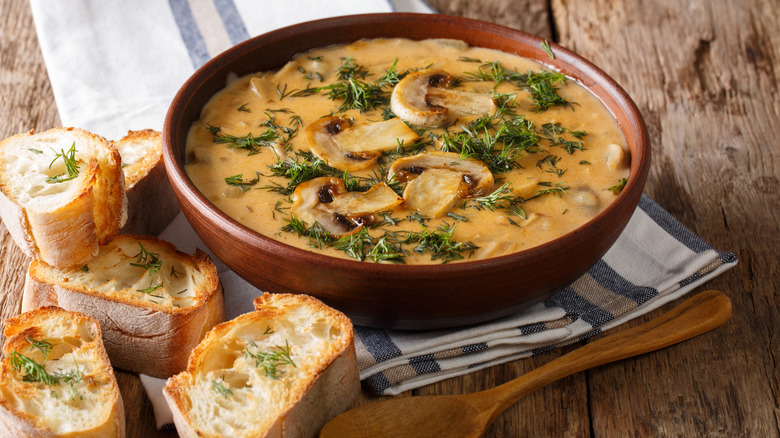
[{"xmin": 185, "ymin": 38, "xmax": 629, "ymax": 264}]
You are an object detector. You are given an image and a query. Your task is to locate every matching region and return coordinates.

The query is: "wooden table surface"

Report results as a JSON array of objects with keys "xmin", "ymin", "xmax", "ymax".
[{"xmin": 1, "ymin": 0, "xmax": 777, "ymax": 436}]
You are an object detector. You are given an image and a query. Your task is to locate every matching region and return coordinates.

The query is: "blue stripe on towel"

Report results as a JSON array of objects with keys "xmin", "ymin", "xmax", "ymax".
[
  {"xmin": 213, "ymin": 0, "xmax": 250, "ymax": 45},
  {"xmin": 355, "ymin": 326, "xmax": 402, "ymax": 362},
  {"xmin": 168, "ymin": 0, "xmax": 210, "ymax": 69},
  {"xmin": 363, "ymin": 372, "xmax": 392, "ymax": 393},
  {"xmin": 462, "ymin": 343, "xmax": 489, "ymax": 354},
  {"xmin": 408, "ymin": 354, "xmax": 441, "ymax": 375},
  {"xmin": 588, "ymin": 259, "xmax": 658, "ymax": 305},
  {"xmin": 545, "ymin": 287, "xmax": 613, "ymax": 327},
  {"xmin": 638, "ymin": 195, "xmax": 711, "ymax": 254},
  {"xmin": 519, "ymin": 321, "xmax": 547, "ymax": 335}
]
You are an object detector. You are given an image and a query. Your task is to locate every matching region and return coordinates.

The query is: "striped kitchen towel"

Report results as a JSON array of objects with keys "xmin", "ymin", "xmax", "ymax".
[
  {"xmin": 355, "ymin": 194, "xmax": 737, "ymax": 395},
  {"xmin": 28, "ymin": 0, "xmax": 736, "ymax": 429}
]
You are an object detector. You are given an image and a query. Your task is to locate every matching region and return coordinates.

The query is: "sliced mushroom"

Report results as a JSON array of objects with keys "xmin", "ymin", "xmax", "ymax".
[
  {"xmin": 403, "ymin": 168, "xmax": 464, "ymax": 218},
  {"xmin": 305, "ymin": 116, "xmax": 419, "ymax": 171},
  {"xmin": 391, "ymin": 69, "xmax": 496, "ymax": 128},
  {"xmin": 291, "ymin": 177, "xmax": 402, "ymax": 236},
  {"xmin": 604, "ymin": 143, "xmax": 628, "ymax": 170},
  {"xmin": 388, "ymin": 151, "xmax": 495, "ymax": 217}
]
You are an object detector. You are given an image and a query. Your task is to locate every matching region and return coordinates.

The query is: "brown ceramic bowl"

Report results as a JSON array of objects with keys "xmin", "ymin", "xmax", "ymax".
[{"xmin": 162, "ymin": 13, "xmax": 650, "ymax": 330}]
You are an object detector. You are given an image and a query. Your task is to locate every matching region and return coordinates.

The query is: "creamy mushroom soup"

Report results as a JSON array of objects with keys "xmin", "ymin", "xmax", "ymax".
[{"xmin": 185, "ymin": 38, "xmax": 629, "ymax": 264}]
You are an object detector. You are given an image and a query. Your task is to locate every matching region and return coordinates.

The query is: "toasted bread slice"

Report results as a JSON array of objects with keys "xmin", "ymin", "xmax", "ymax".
[
  {"xmin": 164, "ymin": 293, "xmax": 359, "ymax": 438},
  {"xmin": 0, "ymin": 306, "xmax": 124, "ymax": 437},
  {"xmin": 22, "ymin": 234, "xmax": 224, "ymax": 378},
  {"xmin": 115, "ymin": 130, "xmax": 180, "ymax": 236},
  {"xmin": 0, "ymin": 127, "xmax": 127, "ymax": 267}
]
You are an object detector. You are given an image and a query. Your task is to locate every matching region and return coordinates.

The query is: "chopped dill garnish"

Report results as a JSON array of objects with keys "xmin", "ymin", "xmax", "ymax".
[
  {"xmin": 46, "ymin": 142, "xmax": 79, "ymax": 184},
  {"xmin": 264, "ymin": 326, "xmax": 274, "ymax": 335},
  {"xmin": 534, "ymin": 182, "xmax": 570, "ymax": 197},
  {"xmin": 130, "ymin": 242, "xmax": 162, "ymax": 275},
  {"xmin": 244, "ymin": 340, "xmax": 296, "ymax": 379},
  {"xmin": 225, "ymin": 172, "xmax": 261, "ymax": 193},
  {"xmin": 212, "ymin": 379, "xmax": 234, "ymax": 398},
  {"xmin": 170, "ymin": 266, "xmax": 182, "ymax": 279},
  {"xmin": 237, "ymin": 103, "xmax": 251, "ymax": 112},
  {"xmin": 607, "ymin": 178, "xmax": 628, "ymax": 195},
  {"xmin": 464, "ymin": 61, "xmax": 571, "ymax": 110},
  {"xmin": 26, "ymin": 337, "xmax": 53, "ymax": 360},
  {"xmin": 29, "ymin": 148, "xmax": 43, "ymax": 154},
  {"xmin": 541, "ymin": 40, "xmax": 555, "ymax": 59},
  {"xmin": 264, "ymin": 151, "xmax": 341, "ymax": 195},
  {"xmin": 208, "ymin": 125, "xmax": 279, "ymax": 155},
  {"xmin": 405, "ymin": 223, "xmax": 478, "ymax": 263},
  {"xmin": 541, "ymin": 122, "xmax": 584, "ymax": 154},
  {"xmin": 9, "ymin": 351, "xmax": 58, "ymax": 385},
  {"xmin": 447, "ymin": 212, "xmax": 469, "ymax": 222},
  {"xmin": 137, "ymin": 280, "xmax": 164, "ymax": 295},
  {"xmin": 79, "ymin": 265, "xmax": 89, "ymax": 272}
]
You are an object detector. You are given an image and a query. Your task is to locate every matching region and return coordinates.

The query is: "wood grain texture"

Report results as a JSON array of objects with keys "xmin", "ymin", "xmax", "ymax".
[
  {"xmin": 0, "ymin": 0, "xmax": 777, "ymax": 437},
  {"xmin": 553, "ymin": 0, "xmax": 780, "ymax": 435}
]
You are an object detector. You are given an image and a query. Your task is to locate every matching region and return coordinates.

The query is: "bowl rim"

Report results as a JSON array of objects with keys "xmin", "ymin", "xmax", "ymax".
[{"xmin": 162, "ymin": 12, "xmax": 650, "ymax": 276}]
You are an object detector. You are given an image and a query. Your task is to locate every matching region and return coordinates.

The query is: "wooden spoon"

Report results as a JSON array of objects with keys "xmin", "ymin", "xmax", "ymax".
[{"xmin": 320, "ymin": 290, "xmax": 731, "ymax": 438}]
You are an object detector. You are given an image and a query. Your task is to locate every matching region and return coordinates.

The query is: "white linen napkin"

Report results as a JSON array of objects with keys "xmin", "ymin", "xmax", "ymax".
[{"xmin": 29, "ymin": 0, "xmax": 736, "ymax": 430}]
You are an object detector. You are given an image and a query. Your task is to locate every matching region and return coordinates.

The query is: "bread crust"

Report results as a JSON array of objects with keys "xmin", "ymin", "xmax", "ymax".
[
  {"xmin": 163, "ymin": 293, "xmax": 360, "ymax": 438},
  {"xmin": 22, "ymin": 235, "xmax": 225, "ymax": 378},
  {"xmin": 0, "ymin": 128, "xmax": 127, "ymax": 267},
  {"xmin": 116, "ymin": 130, "xmax": 180, "ymax": 236},
  {"xmin": 0, "ymin": 306, "xmax": 125, "ymax": 437}
]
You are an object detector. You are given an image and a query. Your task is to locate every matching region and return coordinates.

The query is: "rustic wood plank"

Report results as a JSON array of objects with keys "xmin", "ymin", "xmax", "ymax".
[
  {"xmin": 427, "ymin": 0, "xmax": 553, "ymax": 39},
  {"xmin": 553, "ymin": 0, "xmax": 780, "ymax": 435},
  {"xmin": 0, "ymin": 0, "xmax": 57, "ymax": 339}
]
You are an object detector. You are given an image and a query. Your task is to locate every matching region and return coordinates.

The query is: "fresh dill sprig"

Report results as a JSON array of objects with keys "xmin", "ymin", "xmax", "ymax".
[
  {"xmin": 208, "ymin": 126, "xmax": 279, "ymax": 155},
  {"xmin": 244, "ymin": 340, "xmax": 296, "ymax": 379},
  {"xmin": 264, "ymin": 151, "xmax": 341, "ymax": 195},
  {"xmin": 211, "ymin": 379, "xmax": 234, "ymax": 398},
  {"xmin": 534, "ymin": 182, "xmax": 570, "ymax": 197},
  {"xmin": 540, "ymin": 122, "xmax": 584, "ymax": 154},
  {"xmin": 336, "ymin": 56, "xmax": 369, "ymax": 80},
  {"xmin": 26, "ymin": 337, "xmax": 53, "ymax": 360},
  {"xmin": 607, "ymin": 178, "xmax": 628, "ymax": 195},
  {"xmin": 8, "ymin": 351, "xmax": 58, "ymax": 385},
  {"xmin": 541, "ymin": 40, "xmax": 555, "ymax": 59},
  {"xmin": 281, "ymin": 216, "xmax": 334, "ymax": 249},
  {"xmin": 130, "ymin": 242, "xmax": 162, "ymax": 275},
  {"xmin": 405, "ymin": 223, "xmax": 478, "ymax": 263},
  {"xmin": 464, "ymin": 61, "xmax": 570, "ymax": 110},
  {"xmin": 46, "ymin": 142, "xmax": 79, "ymax": 184},
  {"xmin": 237, "ymin": 103, "xmax": 251, "ymax": 112},
  {"xmin": 136, "ymin": 280, "xmax": 164, "ymax": 295},
  {"xmin": 225, "ymin": 172, "xmax": 261, "ymax": 193}
]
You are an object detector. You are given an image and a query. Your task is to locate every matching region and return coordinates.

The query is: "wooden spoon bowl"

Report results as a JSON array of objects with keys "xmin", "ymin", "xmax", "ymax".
[{"xmin": 162, "ymin": 13, "xmax": 651, "ymax": 329}]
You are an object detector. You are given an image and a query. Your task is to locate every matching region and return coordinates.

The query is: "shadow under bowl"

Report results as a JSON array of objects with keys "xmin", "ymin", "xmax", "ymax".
[{"xmin": 162, "ymin": 13, "xmax": 650, "ymax": 330}]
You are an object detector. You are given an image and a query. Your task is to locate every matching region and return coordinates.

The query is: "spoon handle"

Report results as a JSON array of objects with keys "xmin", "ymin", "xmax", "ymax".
[{"xmin": 469, "ymin": 290, "xmax": 731, "ymax": 420}]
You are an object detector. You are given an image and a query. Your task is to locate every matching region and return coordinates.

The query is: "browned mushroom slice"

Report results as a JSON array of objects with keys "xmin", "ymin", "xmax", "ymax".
[
  {"xmin": 291, "ymin": 177, "xmax": 402, "ymax": 236},
  {"xmin": 390, "ymin": 69, "xmax": 496, "ymax": 128},
  {"xmin": 388, "ymin": 152, "xmax": 495, "ymax": 218},
  {"xmin": 305, "ymin": 116, "xmax": 418, "ymax": 171}
]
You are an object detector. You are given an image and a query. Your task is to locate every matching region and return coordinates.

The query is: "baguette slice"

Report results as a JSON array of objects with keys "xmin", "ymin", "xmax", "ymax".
[
  {"xmin": 22, "ymin": 234, "xmax": 224, "ymax": 378},
  {"xmin": 164, "ymin": 293, "xmax": 360, "ymax": 438},
  {"xmin": 115, "ymin": 130, "xmax": 180, "ymax": 236},
  {"xmin": 0, "ymin": 127, "xmax": 127, "ymax": 267},
  {"xmin": 0, "ymin": 306, "xmax": 124, "ymax": 437}
]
